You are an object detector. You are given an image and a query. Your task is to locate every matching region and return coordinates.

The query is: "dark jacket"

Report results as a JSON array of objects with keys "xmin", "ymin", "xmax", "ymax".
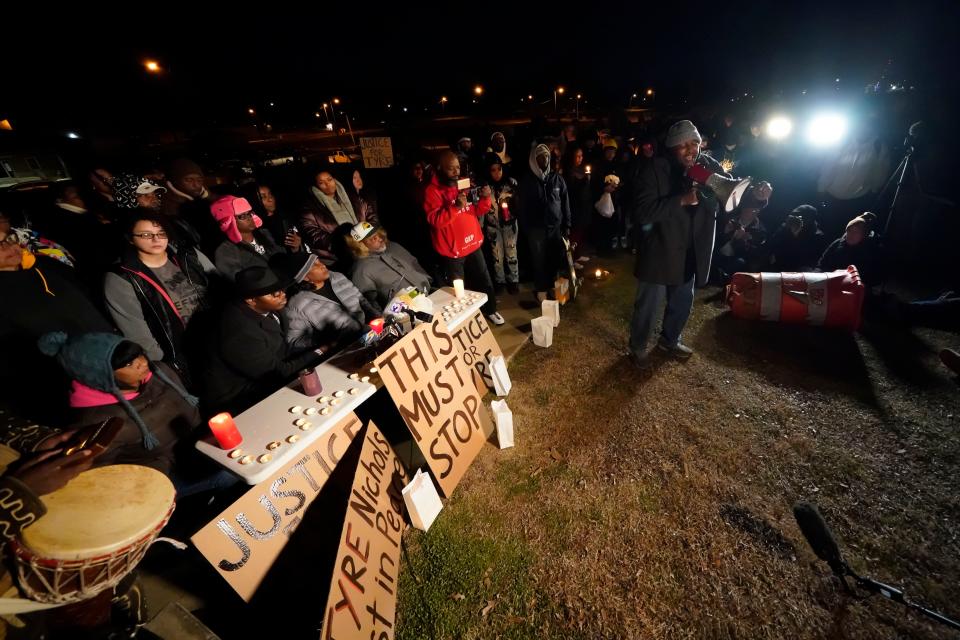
[
  {"xmin": 564, "ymin": 168, "xmax": 593, "ymax": 231},
  {"xmin": 769, "ymin": 225, "xmax": 824, "ymax": 272},
  {"xmin": 214, "ymin": 229, "xmax": 284, "ymax": 281},
  {"xmin": 203, "ymin": 301, "xmax": 322, "ymax": 414},
  {"xmin": 160, "ymin": 193, "xmax": 216, "ymax": 253},
  {"xmin": 104, "ymin": 246, "xmax": 215, "ymax": 377},
  {"xmin": 478, "ymin": 176, "xmax": 519, "ymax": 238},
  {"xmin": 818, "ymin": 235, "xmax": 883, "ymax": 286},
  {"xmin": 67, "ymin": 363, "xmax": 194, "ymax": 475},
  {"xmin": 300, "ymin": 191, "xmax": 378, "ymax": 265},
  {"xmin": 632, "ymin": 154, "xmax": 726, "ymax": 286},
  {"xmin": 517, "ymin": 164, "xmax": 572, "ymax": 235}
]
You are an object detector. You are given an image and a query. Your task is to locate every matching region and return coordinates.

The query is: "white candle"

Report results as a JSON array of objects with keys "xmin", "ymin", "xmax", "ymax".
[{"xmin": 453, "ymin": 279, "xmax": 465, "ymax": 299}]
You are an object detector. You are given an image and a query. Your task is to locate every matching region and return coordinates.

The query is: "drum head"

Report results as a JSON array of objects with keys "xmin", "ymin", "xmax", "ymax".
[{"xmin": 21, "ymin": 465, "xmax": 175, "ymax": 560}]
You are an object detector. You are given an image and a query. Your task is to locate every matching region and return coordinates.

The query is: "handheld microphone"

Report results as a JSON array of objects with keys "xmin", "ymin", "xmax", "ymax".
[{"xmin": 793, "ymin": 502, "xmax": 845, "ymax": 576}]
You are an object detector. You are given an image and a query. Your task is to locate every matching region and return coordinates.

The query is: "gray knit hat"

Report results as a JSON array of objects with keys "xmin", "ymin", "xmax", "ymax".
[{"xmin": 665, "ymin": 120, "xmax": 702, "ymax": 148}]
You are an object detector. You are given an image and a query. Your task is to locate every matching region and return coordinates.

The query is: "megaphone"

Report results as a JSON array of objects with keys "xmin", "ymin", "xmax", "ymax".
[{"xmin": 686, "ymin": 163, "xmax": 752, "ymax": 213}]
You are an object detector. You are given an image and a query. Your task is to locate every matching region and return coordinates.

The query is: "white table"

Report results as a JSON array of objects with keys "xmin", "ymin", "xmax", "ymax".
[
  {"xmin": 428, "ymin": 287, "xmax": 488, "ymax": 331},
  {"xmin": 195, "ymin": 363, "xmax": 376, "ymax": 485}
]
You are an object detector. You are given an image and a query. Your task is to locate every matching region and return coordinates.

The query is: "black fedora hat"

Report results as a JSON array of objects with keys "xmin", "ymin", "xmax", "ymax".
[{"xmin": 235, "ymin": 266, "xmax": 291, "ymax": 298}]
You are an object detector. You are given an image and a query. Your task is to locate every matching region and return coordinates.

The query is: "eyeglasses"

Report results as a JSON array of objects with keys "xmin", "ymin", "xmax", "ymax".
[
  {"xmin": 235, "ymin": 212, "xmax": 254, "ymax": 221},
  {"xmin": 132, "ymin": 231, "xmax": 168, "ymax": 240}
]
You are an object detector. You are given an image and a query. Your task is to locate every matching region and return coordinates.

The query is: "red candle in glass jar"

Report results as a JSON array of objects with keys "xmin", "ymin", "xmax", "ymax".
[
  {"xmin": 369, "ymin": 318, "xmax": 385, "ymax": 335},
  {"xmin": 501, "ymin": 200, "xmax": 511, "ymax": 221},
  {"xmin": 208, "ymin": 412, "xmax": 243, "ymax": 449}
]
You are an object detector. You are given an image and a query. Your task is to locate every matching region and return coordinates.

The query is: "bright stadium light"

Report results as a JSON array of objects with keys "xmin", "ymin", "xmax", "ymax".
[
  {"xmin": 766, "ymin": 116, "xmax": 793, "ymax": 140},
  {"xmin": 806, "ymin": 113, "xmax": 848, "ymax": 147}
]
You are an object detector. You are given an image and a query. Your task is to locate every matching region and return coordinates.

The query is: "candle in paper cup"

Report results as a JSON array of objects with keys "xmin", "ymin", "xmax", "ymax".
[{"xmin": 453, "ymin": 279, "xmax": 465, "ymax": 298}]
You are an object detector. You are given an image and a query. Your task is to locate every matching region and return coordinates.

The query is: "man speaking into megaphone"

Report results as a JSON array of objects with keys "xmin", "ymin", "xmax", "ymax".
[{"xmin": 627, "ymin": 120, "xmax": 771, "ymax": 368}]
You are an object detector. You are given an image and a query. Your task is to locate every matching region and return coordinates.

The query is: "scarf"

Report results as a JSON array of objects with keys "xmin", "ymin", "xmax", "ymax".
[{"xmin": 312, "ymin": 182, "xmax": 357, "ymax": 226}]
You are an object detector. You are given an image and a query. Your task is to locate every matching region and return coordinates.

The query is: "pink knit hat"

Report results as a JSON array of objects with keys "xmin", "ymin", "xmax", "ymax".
[{"xmin": 210, "ymin": 195, "xmax": 262, "ymax": 243}]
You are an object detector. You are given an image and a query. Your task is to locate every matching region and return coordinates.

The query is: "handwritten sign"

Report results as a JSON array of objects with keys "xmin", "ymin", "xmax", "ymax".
[
  {"xmin": 191, "ymin": 413, "xmax": 363, "ymax": 601},
  {"xmin": 321, "ymin": 421, "xmax": 407, "ymax": 640},
  {"xmin": 374, "ymin": 319, "xmax": 490, "ymax": 497},
  {"xmin": 360, "ymin": 137, "xmax": 394, "ymax": 169},
  {"xmin": 449, "ymin": 311, "xmax": 504, "ymax": 395}
]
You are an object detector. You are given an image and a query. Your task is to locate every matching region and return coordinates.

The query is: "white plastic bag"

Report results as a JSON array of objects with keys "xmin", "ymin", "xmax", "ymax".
[
  {"xmin": 401, "ymin": 469, "xmax": 443, "ymax": 532},
  {"xmin": 531, "ymin": 316, "xmax": 554, "ymax": 347},
  {"xmin": 595, "ymin": 192, "xmax": 615, "ymax": 218},
  {"xmin": 489, "ymin": 355, "xmax": 511, "ymax": 397},
  {"xmin": 541, "ymin": 300, "xmax": 560, "ymax": 327},
  {"xmin": 490, "ymin": 399, "xmax": 514, "ymax": 449}
]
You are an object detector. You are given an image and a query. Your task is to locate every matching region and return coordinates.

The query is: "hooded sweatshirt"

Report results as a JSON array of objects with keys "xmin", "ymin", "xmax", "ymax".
[
  {"xmin": 517, "ymin": 145, "xmax": 572, "ymax": 234},
  {"xmin": 422, "ymin": 174, "xmax": 492, "ymax": 259}
]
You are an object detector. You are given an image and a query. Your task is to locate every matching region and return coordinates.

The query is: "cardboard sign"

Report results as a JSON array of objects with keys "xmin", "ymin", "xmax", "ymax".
[
  {"xmin": 449, "ymin": 311, "xmax": 504, "ymax": 395},
  {"xmin": 321, "ymin": 421, "xmax": 407, "ymax": 640},
  {"xmin": 191, "ymin": 413, "xmax": 363, "ymax": 601},
  {"xmin": 360, "ymin": 137, "xmax": 394, "ymax": 169},
  {"xmin": 374, "ymin": 319, "xmax": 490, "ymax": 497}
]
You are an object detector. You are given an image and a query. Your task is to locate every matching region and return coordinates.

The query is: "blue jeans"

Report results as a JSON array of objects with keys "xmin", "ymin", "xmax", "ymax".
[{"xmin": 629, "ymin": 276, "xmax": 696, "ymax": 356}]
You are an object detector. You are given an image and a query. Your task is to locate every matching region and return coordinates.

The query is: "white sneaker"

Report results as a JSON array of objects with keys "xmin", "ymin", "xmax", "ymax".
[{"xmin": 487, "ymin": 312, "xmax": 506, "ymax": 326}]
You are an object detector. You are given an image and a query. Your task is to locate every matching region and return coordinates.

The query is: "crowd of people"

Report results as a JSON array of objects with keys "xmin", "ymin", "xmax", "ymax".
[{"xmin": 0, "ymin": 113, "xmax": 911, "ymax": 631}]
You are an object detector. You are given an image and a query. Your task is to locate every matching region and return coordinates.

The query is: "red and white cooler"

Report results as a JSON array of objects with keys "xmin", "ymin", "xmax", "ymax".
[{"xmin": 725, "ymin": 266, "xmax": 864, "ymax": 331}]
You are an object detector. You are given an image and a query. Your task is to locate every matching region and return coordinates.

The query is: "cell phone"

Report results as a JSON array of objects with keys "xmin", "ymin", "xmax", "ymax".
[
  {"xmin": 62, "ymin": 417, "xmax": 124, "ymax": 456},
  {"xmin": 456, "ymin": 178, "xmax": 471, "ymax": 191}
]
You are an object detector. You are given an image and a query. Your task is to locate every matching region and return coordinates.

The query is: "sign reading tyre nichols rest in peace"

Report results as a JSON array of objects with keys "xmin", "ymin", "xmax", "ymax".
[
  {"xmin": 374, "ymin": 318, "xmax": 491, "ymax": 496},
  {"xmin": 321, "ymin": 421, "xmax": 407, "ymax": 640}
]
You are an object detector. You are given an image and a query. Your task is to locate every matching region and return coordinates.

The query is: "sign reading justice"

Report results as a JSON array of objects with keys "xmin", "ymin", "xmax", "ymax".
[
  {"xmin": 192, "ymin": 413, "xmax": 363, "ymax": 601},
  {"xmin": 374, "ymin": 318, "xmax": 490, "ymax": 496},
  {"xmin": 321, "ymin": 421, "xmax": 407, "ymax": 640}
]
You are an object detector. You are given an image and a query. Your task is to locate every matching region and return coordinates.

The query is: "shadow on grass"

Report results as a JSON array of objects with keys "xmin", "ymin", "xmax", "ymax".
[
  {"xmin": 693, "ymin": 312, "xmax": 881, "ymax": 409},
  {"xmin": 857, "ymin": 319, "xmax": 947, "ymax": 390}
]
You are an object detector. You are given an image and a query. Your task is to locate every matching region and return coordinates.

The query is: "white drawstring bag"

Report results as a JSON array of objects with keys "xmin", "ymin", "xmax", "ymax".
[
  {"xmin": 402, "ymin": 469, "xmax": 443, "ymax": 532},
  {"xmin": 490, "ymin": 400, "xmax": 514, "ymax": 449},
  {"xmin": 489, "ymin": 355, "xmax": 511, "ymax": 396},
  {"xmin": 541, "ymin": 300, "xmax": 560, "ymax": 327},
  {"xmin": 531, "ymin": 316, "xmax": 554, "ymax": 347}
]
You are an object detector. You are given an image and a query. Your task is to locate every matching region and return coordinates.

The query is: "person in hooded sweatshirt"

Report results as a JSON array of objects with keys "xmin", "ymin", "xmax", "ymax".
[
  {"xmin": 422, "ymin": 151, "xmax": 504, "ymax": 325},
  {"xmin": 37, "ymin": 332, "xmax": 235, "ymax": 496},
  {"xmin": 516, "ymin": 144, "xmax": 572, "ymax": 302},
  {"xmin": 486, "ymin": 132, "xmax": 513, "ymax": 175}
]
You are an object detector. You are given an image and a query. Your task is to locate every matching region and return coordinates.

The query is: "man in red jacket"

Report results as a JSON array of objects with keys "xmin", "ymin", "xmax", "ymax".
[{"xmin": 423, "ymin": 151, "xmax": 505, "ymax": 325}]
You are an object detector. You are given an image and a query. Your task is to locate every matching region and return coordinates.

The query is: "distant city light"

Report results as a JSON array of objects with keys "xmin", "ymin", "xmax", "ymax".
[
  {"xmin": 66, "ymin": 132, "xmax": 80, "ymax": 139},
  {"xmin": 765, "ymin": 116, "xmax": 793, "ymax": 140},
  {"xmin": 646, "ymin": 88, "xmax": 654, "ymax": 96},
  {"xmin": 144, "ymin": 60, "xmax": 161, "ymax": 73},
  {"xmin": 474, "ymin": 85, "xmax": 484, "ymax": 96},
  {"xmin": 248, "ymin": 108, "xmax": 255, "ymax": 115},
  {"xmin": 806, "ymin": 113, "xmax": 848, "ymax": 147}
]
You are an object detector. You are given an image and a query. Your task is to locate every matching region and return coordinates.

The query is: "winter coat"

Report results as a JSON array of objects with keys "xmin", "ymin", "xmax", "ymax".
[
  {"xmin": 350, "ymin": 243, "xmax": 432, "ymax": 308},
  {"xmin": 283, "ymin": 272, "xmax": 378, "ymax": 350},
  {"xmin": 422, "ymin": 174, "xmax": 491, "ymax": 259}
]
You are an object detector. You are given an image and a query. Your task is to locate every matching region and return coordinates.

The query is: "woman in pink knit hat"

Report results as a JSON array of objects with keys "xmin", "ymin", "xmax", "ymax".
[{"xmin": 210, "ymin": 195, "xmax": 284, "ymax": 280}]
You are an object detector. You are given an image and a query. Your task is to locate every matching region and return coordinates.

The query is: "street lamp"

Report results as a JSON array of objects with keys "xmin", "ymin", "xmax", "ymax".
[
  {"xmin": 144, "ymin": 60, "xmax": 161, "ymax": 74},
  {"xmin": 630, "ymin": 93, "xmax": 638, "ymax": 107},
  {"xmin": 554, "ymin": 86, "xmax": 565, "ymax": 112},
  {"xmin": 576, "ymin": 93, "xmax": 582, "ymax": 119},
  {"xmin": 440, "ymin": 96, "xmax": 448, "ymax": 112},
  {"xmin": 474, "ymin": 85, "xmax": 484, "ymax": 96},
  {"xmin": 247, "ymin": 108, "xmax": 255, "ymax": 115}
]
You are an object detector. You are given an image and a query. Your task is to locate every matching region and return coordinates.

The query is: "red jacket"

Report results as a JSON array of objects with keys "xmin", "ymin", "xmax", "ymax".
[{"xmin": 422, "ymin": 174, "xmax": 491, "ymax": 259}]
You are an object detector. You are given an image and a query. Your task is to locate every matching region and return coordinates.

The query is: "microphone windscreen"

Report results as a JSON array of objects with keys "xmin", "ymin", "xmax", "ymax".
[{"xmin": 793, "ymin": 502, "xmax": 843, "ymax": 567}]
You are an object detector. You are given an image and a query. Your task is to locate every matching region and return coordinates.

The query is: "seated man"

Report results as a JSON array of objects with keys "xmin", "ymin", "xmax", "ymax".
[
  {"xmin": 345, "ymin": 222, "xmax": 431, "ymax": 308},
  {"xmin": 818, "ymin": 213, "xmax": 884, "ymax": 286},
  {"xmin": 712, "ymin": 184, "xmax": 772, "ymax": 281},
  {"xmin": 211, "ymin": 195, "xmax": 283, "ymax": 281},
  {"xmin": 203, "ymin": 265, "xmax": 323, "ymax": 414},
  {"xmin": 279, "ymin": 252, "xmax": 380, "ymax": 351},
  {"xmin": 768, "ymin": 205, "xmax": 826, "ymax": 272}
]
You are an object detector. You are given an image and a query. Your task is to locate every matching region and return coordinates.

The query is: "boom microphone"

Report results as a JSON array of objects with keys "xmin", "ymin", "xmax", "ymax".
[{"xmin": 793, "ymin": 502, "xmax": 845, "ymax": 575}]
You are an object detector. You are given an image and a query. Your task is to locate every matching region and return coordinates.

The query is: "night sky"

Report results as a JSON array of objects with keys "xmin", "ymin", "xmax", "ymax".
[{"xmin": 4, "ymin": 2, "xmax": 957, "ymax": 133}]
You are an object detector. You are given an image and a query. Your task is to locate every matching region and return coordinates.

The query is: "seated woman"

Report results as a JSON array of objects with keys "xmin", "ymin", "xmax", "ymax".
[
  {"xmin": 210, "ymin": 195, "xmax": 283, "ymax": 280},
  {"xmin": 37, "ymin": 332, "xmax": 233, "ymax": 495},
  {"xmin": 104, "ymin": 212, "xmax": 218, "ymax": 384},
  {"xmin": 280, "ymin": 252, "xmax": 380, "ymax": 351},
  {"xmin": 345, "ymin": 222, "xmax": 431, "ymax": 308},
  {"xmin": 243, "ymin": 182, "xmax": 304, "ymax": 255},
  {"xmin": 300, "ymin": 170, "xmax": 379, "ymax": 269},
  {"xmin": 818, "ymin": 213, "xmax": 884, "ymax": 286}
]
